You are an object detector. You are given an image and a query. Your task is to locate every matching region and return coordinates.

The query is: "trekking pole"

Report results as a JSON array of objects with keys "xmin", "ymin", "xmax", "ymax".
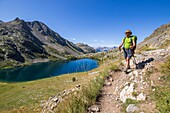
[
  {"xmin": 132, "ymin": 55, "xmax": 138, "ymax": 69},
  {"xmin": 132, "ymin": 55, "xmax": 136, "ymax": 64}
]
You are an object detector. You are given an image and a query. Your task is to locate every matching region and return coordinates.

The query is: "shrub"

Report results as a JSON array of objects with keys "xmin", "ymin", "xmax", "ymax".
[{"xmin": 72, "ymin": 77, "xmax": 76, "ymax": 82}]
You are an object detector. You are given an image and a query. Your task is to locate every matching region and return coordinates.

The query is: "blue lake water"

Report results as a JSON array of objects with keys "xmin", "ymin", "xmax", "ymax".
[{"xmin": 0, "ymin": 59, "xmax": 98, "ymax": 82}]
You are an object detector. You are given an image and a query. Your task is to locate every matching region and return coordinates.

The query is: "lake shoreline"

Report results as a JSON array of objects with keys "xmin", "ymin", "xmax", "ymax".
[
  {"xmin": 0, "ymin": 58, "xmax": 66, "ymax": 70},
  {"xmin": 0, "ymin": 54, "xmax": 99, "ymax": 70},
  {"xmin": 0, "ymin": 58, "xmax": 98, "ymax": 82}
]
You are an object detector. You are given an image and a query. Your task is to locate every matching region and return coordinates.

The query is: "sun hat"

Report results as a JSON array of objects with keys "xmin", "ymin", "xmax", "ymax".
[{"xmin": 125, "ymin": 29, "xmax": 132, "ymax": 34}]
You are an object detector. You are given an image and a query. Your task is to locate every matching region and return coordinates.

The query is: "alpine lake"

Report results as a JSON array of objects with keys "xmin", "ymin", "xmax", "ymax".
[{"xmin": 0, "ymin": 58, "xmax": 98, "ymax": 82}]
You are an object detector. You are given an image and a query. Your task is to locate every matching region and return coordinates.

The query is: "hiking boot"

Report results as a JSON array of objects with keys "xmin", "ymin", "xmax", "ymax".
[
  {"xmin": 124, "ymin": 68, "xmax": 128, "ymax": 72},
  {"xmin": 127, "ymin": 66, "xmax": 131, "ymax": 69}
]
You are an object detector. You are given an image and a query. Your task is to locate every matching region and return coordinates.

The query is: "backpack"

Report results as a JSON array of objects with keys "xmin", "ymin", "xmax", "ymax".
[{"xmin": 123, "ymin": 35, "xmax": 137, "ymax": 50}]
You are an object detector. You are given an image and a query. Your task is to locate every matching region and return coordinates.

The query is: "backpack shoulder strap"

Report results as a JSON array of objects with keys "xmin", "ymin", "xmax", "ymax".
[{"xmin": 123, "ymin": 37, "xmax": 126, "ymax": 42}]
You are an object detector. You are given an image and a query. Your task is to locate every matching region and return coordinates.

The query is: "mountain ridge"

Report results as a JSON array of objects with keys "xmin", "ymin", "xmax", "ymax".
[
  {"xmin": 76, "ymin": 43, "xmax": 95, "ymax": 53},
  {"xmin": 0, "ymin": 18, "xmax": 94, "ymax": 68},
  {"xmin": 138, "ymin": 22, "xmax": 170, "ymax": 49}
]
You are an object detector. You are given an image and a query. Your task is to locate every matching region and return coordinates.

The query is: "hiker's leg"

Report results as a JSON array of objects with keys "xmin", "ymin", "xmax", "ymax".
[
  {"xmin": 126, "ymin": 49, "xmax": 132, "ymax": 68},
  {"xmin": 126, "ymin": 57, "xmax": 131, "ymax": 68},
  {"xmin": 123, "ymin": 49, "xmax": 127, "ymax": 59}
]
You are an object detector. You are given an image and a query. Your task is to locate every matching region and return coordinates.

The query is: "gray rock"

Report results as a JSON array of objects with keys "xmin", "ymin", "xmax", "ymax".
[
  {"xmin": 137, "ymin": 93, "xmax": 146, "ymax": 101},
  {"xmin": 105, "ymin": 82, "xmax": 112, "ymax": 86},
  {"xmin": 120, "ymin": 83, "xmax": 136, "ymax": 103},
  {"xmin": 52, "ymin": 97, "xmax": 59, "ymax": 102},
  {"xmin": 88, "ymin": 105, "xmax": 100, "ymax": 112},
  {"xmin": 109, "ymin": 77, "xmax": 114, "ymax": 82},
  {"xmin": 116, "ymin": 105, "xmax": 119, "ymax": 108},
  {"xmin": 75, "ymin": 85, "xmax": 80, "ymax": 89},
  {"xmin": 126, "ymin": 104, "xmax": 139, "ymax": 113}
]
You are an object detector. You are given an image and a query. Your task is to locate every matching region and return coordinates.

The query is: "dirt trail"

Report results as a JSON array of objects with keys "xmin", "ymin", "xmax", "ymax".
[
  {"xmin": 88, "ymin": 49, "xmax": 170, "ymax": 113},
  {"xmin": 97, "ymin": 71, "xmax": 128, "ymax": 113}
]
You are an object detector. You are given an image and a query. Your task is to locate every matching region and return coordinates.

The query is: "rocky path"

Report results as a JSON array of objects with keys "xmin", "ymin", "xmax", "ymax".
[{"xmin": 88, "ymin": 49, "xmax": 170, "ymax": 113}]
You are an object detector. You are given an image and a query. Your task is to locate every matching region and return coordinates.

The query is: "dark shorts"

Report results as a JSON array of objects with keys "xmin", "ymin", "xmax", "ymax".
[{"xmin": 123, "ymin": 48, "xmax": 133, "ymax": 59}]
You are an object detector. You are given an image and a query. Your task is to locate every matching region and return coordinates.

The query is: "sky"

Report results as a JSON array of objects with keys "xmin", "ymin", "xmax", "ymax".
[{"xmin": 0, "ymin": 0, "xmax": 170, "ymax": 47}]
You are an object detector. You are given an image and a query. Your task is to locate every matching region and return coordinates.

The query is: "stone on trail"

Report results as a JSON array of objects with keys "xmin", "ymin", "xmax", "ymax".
[
  {"xmin": 105, "ymin": 82, "xmax": 112, "ymax": 86},
  {"xmin": 126, "ymin": 104, "xmax": 139, "ymax": 113},
  {"xmin": 120, "ymin": 83, "xmax": 136, "ymax": 103},
  {"xmin": 137, "ymin": 93, "xmax": 146, "ymax": 101},
  {"xmin": 88, "ymin": 105, "xmax": 100, "ymax": 112}
]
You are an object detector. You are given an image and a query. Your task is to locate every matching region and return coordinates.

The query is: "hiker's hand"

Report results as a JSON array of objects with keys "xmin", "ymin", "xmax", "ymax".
[
  {"xmin": 118, "ymin": 46, "xmax": 122, "ymax": 51},
  {"xmin": 130, "ymin": 46, "xmax": 134, "ymax": 49}
]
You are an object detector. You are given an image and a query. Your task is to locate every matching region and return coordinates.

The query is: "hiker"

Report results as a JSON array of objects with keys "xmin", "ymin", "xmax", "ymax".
[{"xmin": 119, "ymin": 30, "xmax": 137, "ymax": 71}]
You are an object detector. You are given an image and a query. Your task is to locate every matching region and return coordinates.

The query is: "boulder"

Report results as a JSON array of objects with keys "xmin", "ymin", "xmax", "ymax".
[
  {"xmin": 88, "ymin": 105, "xmax": 100, "ymax": 112},
  {"xmin": 120, "ymin": 83, "xmax": 136, "ymax": 103},
  {"xmin": 126, "ymin": 104, "xmax": 139, "ymax": 113}
]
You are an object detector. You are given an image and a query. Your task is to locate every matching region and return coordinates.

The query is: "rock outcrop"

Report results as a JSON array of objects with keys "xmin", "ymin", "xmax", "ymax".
[{"xmin": 138, "ymin": 22, "xmax": 170, "ymax": 49}]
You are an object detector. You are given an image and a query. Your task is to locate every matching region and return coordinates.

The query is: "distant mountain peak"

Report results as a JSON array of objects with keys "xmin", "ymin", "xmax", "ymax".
[
  {"xmin": 76, "ymin": 43, "xmax": 95, "ymax": 53},
  {"xmin": 13, "ymin": 17, "xmax": 25, "ymax": 23},
  {"xmin": 14, "ymin": 17, "xmax": 21, "ymax": 21}
]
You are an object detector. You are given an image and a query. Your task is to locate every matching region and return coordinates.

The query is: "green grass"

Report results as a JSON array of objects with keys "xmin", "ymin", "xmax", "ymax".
[
  {"xmin": 64, "ymin": 75, "xmax": 104, "ymax": 113},
  {"xmin": 0, "ymin": 72, "xmax": 96, "ymax": 113},
  {"xmin": 55, "ymin": 65, "xmax": 113, "ymax": 113},
  {"xmin": 161, "ymin": 56, "xmax": 170, "ymax": 79},
  {"xmin": 150, "ymin": 56, "xmax": 170, "ymax": 113},
  {"xmin": 139, "ymin": 45, "xmax": 157, "ymax": 51},
  {"xmin": 151, "ymin": 86, "xmax": 170, "ymax": 113},
  {"xmin": 109, "ymin": 63, "xmax": 119, "ymax": 72}
]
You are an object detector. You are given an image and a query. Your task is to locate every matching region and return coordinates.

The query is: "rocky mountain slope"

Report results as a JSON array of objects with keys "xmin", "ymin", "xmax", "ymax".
[
  {"xmin": 138, "ymin": 22, "xmax": 170, "ymax": 49},
  {"xmin": 76, "ymin": 43, "xmax": 95, "ymax": 53},
  {"xmin": 0, "ymin": 18, "xmax": 92, "ymax": 68}
]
